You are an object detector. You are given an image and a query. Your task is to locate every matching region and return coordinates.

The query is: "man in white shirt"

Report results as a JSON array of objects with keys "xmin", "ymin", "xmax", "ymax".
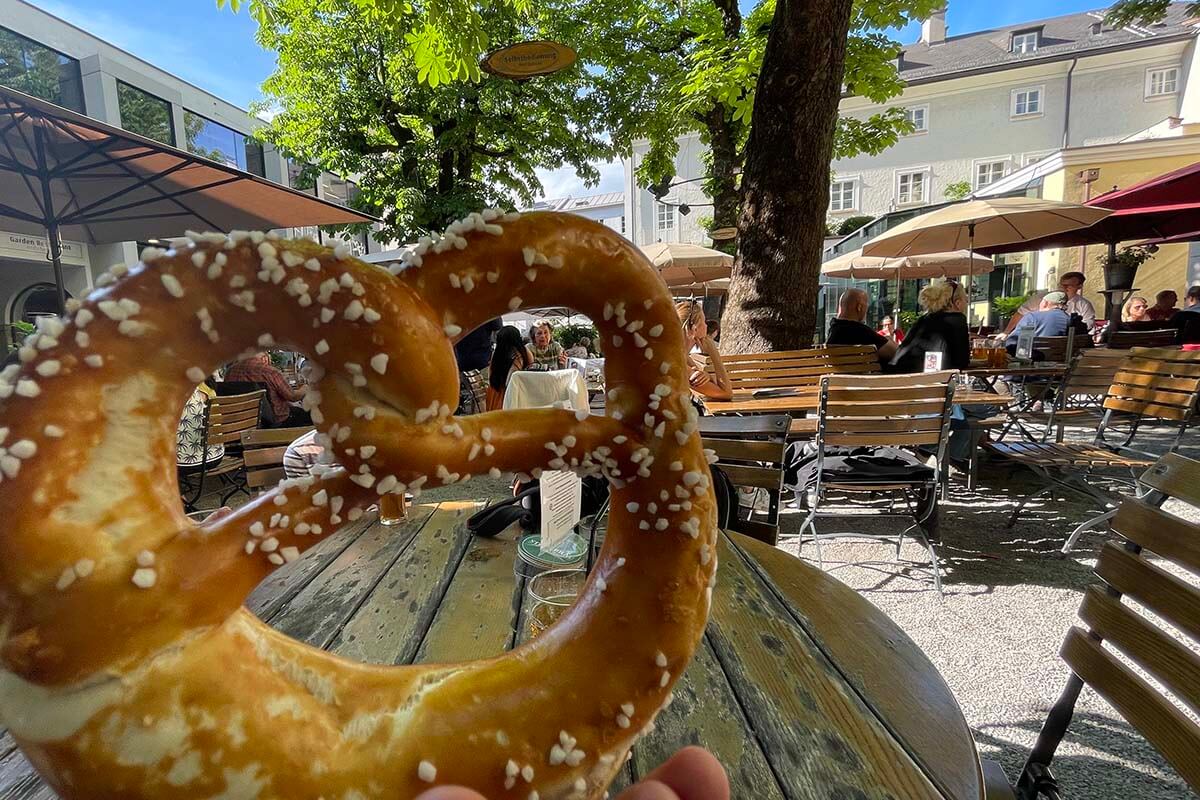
[{"xmin": 1003, "ymin": 271, "xmax": 1097, "ymax": 334}]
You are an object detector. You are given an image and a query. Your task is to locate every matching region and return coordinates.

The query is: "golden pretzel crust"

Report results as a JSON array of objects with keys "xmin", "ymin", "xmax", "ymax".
[{"xmin": 0, "ymin": 211, "xmax": 718, "ymax": 799}]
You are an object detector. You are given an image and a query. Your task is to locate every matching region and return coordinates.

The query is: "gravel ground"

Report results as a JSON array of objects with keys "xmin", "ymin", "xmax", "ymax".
[{"xmin": 771, "ymin": 424, "xmax": 1199, "ymax": 799}]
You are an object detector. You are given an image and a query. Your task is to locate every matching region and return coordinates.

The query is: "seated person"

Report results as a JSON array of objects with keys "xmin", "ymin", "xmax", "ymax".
[
  {"xmin": 1147, "ymin": 289, "xmax": 1179, "ymax": 322},
  {"xmin": 677, "ymin": 300, "xmax": 732, "ymax": 403},
  {"xmin": 486, "ymin": 325, "xmax": 533, "ymax": 410},
  {"xmin": 887, "ymin": 279, "xmax": 969, "ymax": 374},
  {"xmin": 1169, "ymin": 285, "xmax": 1200, "ymax": 345},
  {"xmin": 564, "ymin": 337, "xmax": 590, "ymax": 359},
  {"xmin": 283, "ymin": 428, "xmax": 325, "ymax": 478},
  {"xmin": 224, "ymin": 352, "xmax": 310, "ymax": 428},
  {"xmin": 1005, "ymin": 291, "xmax": 1070, "ymax": 352},
  {"xmin": 825, "ymin": 288, "xmax": 897, "ymax": 363},
  {"xmin": 878, "ymin": 315, "xmax": 904, "ymax": 343},
  {"xmin": 528, "ymin": 321, "xmax": 568, "ymax": 370},
  {"xmin": 1102, "ymin": 295, "xmax": 1171, "ymax": 343},
  {"xmin": 1004, "ymin": 271, "xmax": 1097, "ymax": 335}
]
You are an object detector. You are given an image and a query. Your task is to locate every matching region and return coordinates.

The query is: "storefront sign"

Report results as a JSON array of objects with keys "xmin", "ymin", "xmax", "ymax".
[
  {"xmin": 0, "ymin": 231, "xmax": 89, "ymax": 267},
  {"xmin": 482, "ymin": 40, "xmax": 577, "ymax": 80}
]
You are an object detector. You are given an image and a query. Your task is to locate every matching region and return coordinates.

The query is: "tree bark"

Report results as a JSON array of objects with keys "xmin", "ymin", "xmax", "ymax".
[
  {"xmin": 702, "ymin": 104, "xmax": 743, "ymax": 255},
  {"xmin": 720, "ymin": 0, "xmax": 854, "ymax": 354}
]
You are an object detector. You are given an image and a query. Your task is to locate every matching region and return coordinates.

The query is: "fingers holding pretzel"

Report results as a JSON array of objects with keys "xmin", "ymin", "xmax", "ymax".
[{"xmin": 0, "ymin": 210, "xmax": 718, "ymax": 800}]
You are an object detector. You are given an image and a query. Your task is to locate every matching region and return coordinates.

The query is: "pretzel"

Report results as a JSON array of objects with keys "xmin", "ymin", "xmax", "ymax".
[{"xmin": 0, "ymin": 210, "xmax": 718, "ymax": 799}]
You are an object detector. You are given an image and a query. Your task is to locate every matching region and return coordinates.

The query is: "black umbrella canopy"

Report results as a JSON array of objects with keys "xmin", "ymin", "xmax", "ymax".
[{"xmin": 0, "ymin": 85, "xmax": 376, "ymax": 310}]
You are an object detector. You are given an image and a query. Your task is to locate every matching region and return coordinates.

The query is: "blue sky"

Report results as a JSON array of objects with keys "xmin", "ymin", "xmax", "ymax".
[{"xmin": 33, "ymin": 0, "xmax": 1115, "ymax": 198}]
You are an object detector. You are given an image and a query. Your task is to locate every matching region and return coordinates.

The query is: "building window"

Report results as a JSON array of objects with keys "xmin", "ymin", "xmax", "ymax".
[
  {"xmin": 182, "ymin": 110, "xmax": 265, "ymax": 176},
  {"xmin": 903, "ymin": 105, "xmax": 928, "ymax": 134},
  {"xmin": 830, "ymin": 179, "xmax": 857, "ymax": 212},
  {"xmin": 1146, "ymin": 67, "xmax": 1179, "ymax": 98},
  {"xmin": 656, "ymin": 202, "xmax": 676, "ymax": 232},
  {"xmin": 0, "ymin": 25, "xmax": 84, "ymax": 112},
  {"xmin": 975, "ymin": 160, "xmax": 1009, "ymax": 189},
  {"xmin": 117, "ymin": 82, "xmax": 174, "ymax": 145},
  {"xmin": 1011, "ymin": 86, "xmax": 1043, "ymax": 118},
  {"xmin": 1011, "ymin": 31, "xmax": 1039, "ymax": 54},
  {"xmin": 896, "ymin": 170, "xmax": 927, "ymax": 205}
]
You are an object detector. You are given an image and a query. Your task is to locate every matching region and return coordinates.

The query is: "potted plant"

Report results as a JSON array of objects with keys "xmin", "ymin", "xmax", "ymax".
[
  {"xmin": 991, "ymin": 294, "xmax": 1030, "ymax": 327},
  {"xmin": 1101, "ymin": 244, "xmax": 1157, "ymax": 291}
]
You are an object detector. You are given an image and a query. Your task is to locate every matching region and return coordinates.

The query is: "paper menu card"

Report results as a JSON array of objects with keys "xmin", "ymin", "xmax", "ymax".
[{"xmin": 540, "ymin": 470, "xmax": 582, "ymax": 553}]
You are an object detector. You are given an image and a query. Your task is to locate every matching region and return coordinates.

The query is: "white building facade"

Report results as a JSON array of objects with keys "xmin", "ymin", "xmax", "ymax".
[
  {"xmin": 524, "ymin": 192, "xmax": 626, "ymax": 235},
  {"xmin": 624, "ymin": 4, "xmax": 1200, "ymax": 247},
  {"xmin": 0, "ymin": 0, "xmax": 392, "ymax": 341}
]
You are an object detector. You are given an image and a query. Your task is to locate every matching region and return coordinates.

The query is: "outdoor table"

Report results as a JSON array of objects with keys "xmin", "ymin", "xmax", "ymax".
[{"xmin": 0, "ymin": 503, "xmax": 984, "ymax": 798}]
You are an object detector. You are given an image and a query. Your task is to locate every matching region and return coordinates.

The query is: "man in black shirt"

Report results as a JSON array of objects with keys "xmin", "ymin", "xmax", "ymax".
[{"xmin": 826, "ymin": 289, "xmax": 897, "ymax": 362}]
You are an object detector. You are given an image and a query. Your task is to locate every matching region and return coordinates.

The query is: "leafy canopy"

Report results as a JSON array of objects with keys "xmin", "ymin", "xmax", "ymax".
[
  {"xmin": 220, "ymin": 0, "xmax": 533, "ymax": 86},
  {"xmin": 249, "ymin": 0, "xmax": 613, "ymax": 241},
  {"xmin": 1103, "ymin": 0, "xmax": 1200, "ymax": 27}
]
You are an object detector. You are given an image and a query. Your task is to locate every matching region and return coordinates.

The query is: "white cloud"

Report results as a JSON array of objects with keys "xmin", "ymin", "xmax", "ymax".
[{"xmin": 534, "ymin": 158, "xmax": 625, "ymax": 201}]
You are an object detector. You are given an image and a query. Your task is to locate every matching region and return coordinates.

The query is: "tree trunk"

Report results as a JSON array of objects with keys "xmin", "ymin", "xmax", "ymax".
[
  {"xmin": 703, "ymin": 104, "xmax": 743, "ymax": 255},
  {"xmin": 720, "ymin": 0, "xmax": 854, "ymax": 354}
]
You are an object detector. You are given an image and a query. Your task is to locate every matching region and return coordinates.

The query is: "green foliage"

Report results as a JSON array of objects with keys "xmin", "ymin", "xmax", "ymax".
[
  {"xmin": 1104, "ymin": 0, "xmax": 1200, "ymax": 27},
  {"xmin": 249, "ymin": 0, "xmax": 613, "ymax": 241},
  {"xmin": 552, "ymin": 323, "xmax": 599, "ymax": 351},
  {"xmin": 836, "ymin": 215, "xmax": 874, "ymax": 236},
  {"xmin": 1099, "ymin": 244, "xmax": 1158, "ymax": 271},
  {"xmin": 11, "ymin": 321, "xmax": 34, "ymax": 336},
  {"xmin": 897, "ymin": 310, "xmax": 918, "ymax": 330},
  {"xmin": 943, "ymin": 181, "xmax": 972, "ymax": 201},
  {"xmin": 991, "ymin": 294, "xmax": 1029, "ymax": 321},
  {"xmin": 222, "ymin": 0, "xmax": 533, "ymax": 86}
]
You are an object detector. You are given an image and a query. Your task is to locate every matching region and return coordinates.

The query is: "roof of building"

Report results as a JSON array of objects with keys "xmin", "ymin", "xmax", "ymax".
[
  {"xmin": 899, "ymin": 4, "xmax": 1198, "ymax": 84},
  {"xmin": 527, "ymin": 192, "xmax": 624, "ymax": 212}
]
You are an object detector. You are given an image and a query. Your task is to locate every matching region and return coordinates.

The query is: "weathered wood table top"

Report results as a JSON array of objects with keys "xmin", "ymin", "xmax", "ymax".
[{"xmin": 0, "ymin": 502, "xmax": 982, "ymax": 800}]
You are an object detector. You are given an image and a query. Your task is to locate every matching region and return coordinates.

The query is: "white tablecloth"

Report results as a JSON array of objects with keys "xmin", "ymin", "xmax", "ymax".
[{"xmin": 503, "ymin": 369, "xmax": 589, "ymax": 412}]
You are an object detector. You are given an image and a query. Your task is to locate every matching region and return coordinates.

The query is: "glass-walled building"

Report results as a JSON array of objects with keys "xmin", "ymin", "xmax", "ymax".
[{"xmin": 0, "ymin": 0, "xmax": 392, "ymax": 348}]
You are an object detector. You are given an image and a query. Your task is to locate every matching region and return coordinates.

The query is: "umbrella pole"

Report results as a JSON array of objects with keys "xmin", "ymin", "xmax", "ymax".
[{"xmin": 34, "ymin": 125, "xmax": 67, "ymax": 315}]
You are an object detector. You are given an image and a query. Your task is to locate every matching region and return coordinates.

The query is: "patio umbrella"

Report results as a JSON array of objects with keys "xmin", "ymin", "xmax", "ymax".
[
  {"xmin": 0, "ymin": 85, "xmax": 377, "ymax": 313},
  {"xmin": 640, "ymin": 241, "xmax": 733, "ymax": 286},
  {"xmin": 821, "ymin": 248, "xmax": 994, "ymax": 280},
  {"xmin": 861, "ymin": 198, "xmax": 1111, "ymax": 324},
  {"xmin": 669, "ymin": 278, "xmax": 729, "ymax": 298}
]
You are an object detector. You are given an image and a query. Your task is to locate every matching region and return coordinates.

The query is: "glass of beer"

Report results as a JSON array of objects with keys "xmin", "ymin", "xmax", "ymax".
[
  {"xmin": 526, "ymin": 568, "xmax": 586, "ymax": 640},
  {"xmin": 378, "ymin": 493, "xmax": 408, "ymax": 526}
]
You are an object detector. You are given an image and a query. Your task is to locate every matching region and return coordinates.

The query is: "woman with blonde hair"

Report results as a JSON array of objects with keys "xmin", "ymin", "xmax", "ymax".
[
  {"xmin": 1121, "ymin": 295, "xmax": 1150, "ymax": 323},
  {"xmin": 676, "ymin": 300, "xmax": 733, "ymax": 403},
  {"xmin": 887, "ymin": 278, "xmax": 970, "ymax": 374}
]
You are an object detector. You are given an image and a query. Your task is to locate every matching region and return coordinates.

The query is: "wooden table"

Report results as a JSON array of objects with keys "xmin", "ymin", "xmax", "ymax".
[{"xmin": 0, "ymin": 503, "xmax": 983, "ymax": 799}]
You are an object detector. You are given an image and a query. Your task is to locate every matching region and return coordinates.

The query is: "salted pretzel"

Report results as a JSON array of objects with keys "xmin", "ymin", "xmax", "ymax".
[{"xmin": 0, "ymin": 210, "xmax": 718, "ymax": 799}]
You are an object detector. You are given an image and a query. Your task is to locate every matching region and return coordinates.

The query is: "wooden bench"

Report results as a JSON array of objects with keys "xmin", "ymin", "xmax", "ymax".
[
  {"xmin": 179, "ymin": 390, "xmax": 265, "ymax": 507},
  {"xmin": 1005, "ymin": 452, "xmax": 1200, "ymax": 797},
  {"xmin": 242, "ymin": 426, "xmax": 316, "ymax": 491},
  {"xmin": 715, "ymin": 345, "xmax": 881, "ymax": 394},
  {"xmin": 698, "ymin": 415, "xmax": 789, "ymax": 545}
]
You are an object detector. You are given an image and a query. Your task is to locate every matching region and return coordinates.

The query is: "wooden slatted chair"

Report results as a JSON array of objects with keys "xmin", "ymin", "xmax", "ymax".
[
  {"xmin": 1003, "ymin": 348, "xmax": 1129, "ymax": 443},
  {"xmin": 698, "ymin": 414, "xmax": 789, "ymax": 545},
  {"xmin": 985, "ymin": 348, "xmax": 1200, "ymax": 552},
  {"xmin": 242, "ymin": 426, "xmax": 315, "ymax": 492},
  {"xmin": 795, "ymin": 372, "xmax": 956, "ymax": 593},
  {"xmin": 196, "ymin": 390, "xmax": 264, "ymax": 504},
  {"xmin": 996, "ymin": 453, "xmax": 1200, "ymax": 799},
  {"xmin": 1108, "ymin": 328, "xmax": 1179, "ymax": 349}
]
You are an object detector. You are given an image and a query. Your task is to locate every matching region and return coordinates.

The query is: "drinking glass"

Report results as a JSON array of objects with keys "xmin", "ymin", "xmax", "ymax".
[
  {"xmin": 378, "ymin": 493, "xmax": 409, "ymax": 526},
  {"xmin": 526, "ymin": 568, "xmax": 586, "ymax": 640}
]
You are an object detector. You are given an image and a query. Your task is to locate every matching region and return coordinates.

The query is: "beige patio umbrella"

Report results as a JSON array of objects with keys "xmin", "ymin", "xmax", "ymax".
[
  {"xmin": 821, "ymin": 248, "xmax": 994, "ymax": 280},
  {"xmin": 861, "ymin": 198, "xmax": 1111, "ymax": 324},
  {"xmin": 640, "ymin": 241, "xmax": 733, "ymax": 286},
  {"xmin": 669, "ymin": 279, "xmax": 729, "ymax": 298}
]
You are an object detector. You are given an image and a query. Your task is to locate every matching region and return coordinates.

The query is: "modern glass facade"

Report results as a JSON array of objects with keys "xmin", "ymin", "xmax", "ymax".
[
  {"xmin": 116, "ymin": 80, "xmax": 173, "ymax": 145},
  {"xmin": 182, "ymin": 109, "xmax": 265, "ymax": 176},
  {"xmin": 0, "ymin": 24, "xmax": 83, "ymax": 111}
]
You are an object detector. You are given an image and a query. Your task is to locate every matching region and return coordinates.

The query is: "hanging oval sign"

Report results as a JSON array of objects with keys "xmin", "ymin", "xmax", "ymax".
[
  {"xmin": 482, "ymin": 40, "xmax": 578, "ymax": 80},
  {"xmin": 709, "ymin": 227, "xmax": 738, "ymax": 241}
]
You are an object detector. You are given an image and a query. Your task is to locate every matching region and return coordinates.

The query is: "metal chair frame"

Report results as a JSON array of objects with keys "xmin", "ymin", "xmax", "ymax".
[{"xmin": 793, "ymin": 372, "xmax": 957, "ymax": 594}]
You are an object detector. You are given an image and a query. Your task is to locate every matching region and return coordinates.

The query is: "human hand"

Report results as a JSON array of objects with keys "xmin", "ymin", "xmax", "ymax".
[
  {"xmin": 558, "ymin": 352, "xmax": 569, "ymax": 367},
  {"xmin": 202, "ymin": 506, "xmax": 234, "ymax": 524},
  {"xmin": 698, "ymin": 336, "xmax": 720, "ymax": 357},
  {"xmin": 414, "ymin": 747, "xmax": 728, "ymax": 800},
  {"xmin": 689, "ymin": 367, "xmax": 712, "ymax": 389}
]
